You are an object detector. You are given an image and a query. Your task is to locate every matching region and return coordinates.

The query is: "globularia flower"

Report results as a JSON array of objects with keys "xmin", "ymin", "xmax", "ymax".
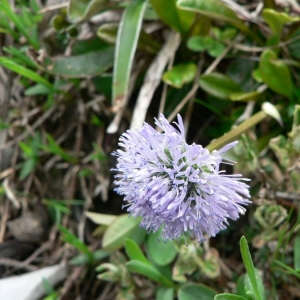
[{"xmin": 112, "ymin": 114, "xmax": 251, "ymax": 243}]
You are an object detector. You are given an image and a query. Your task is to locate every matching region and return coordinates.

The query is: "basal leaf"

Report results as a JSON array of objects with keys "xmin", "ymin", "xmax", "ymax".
[
  {"xmin": 151, "ymin": 0, "xmax": 195, "ymax": 33},
  {"xmin": 214, "ymin": 294, "xmax": 247, "ymax": 300},
  {"xmin": 67, "ymin": 0, "xmax": 108, "ymax": 23},
  {"xmin": 294, "ymin": 236, "xmax": 300, "ymax": 270},
  {"xmin": 49, "ymin": 48, "xmax": 114, "ymax": 78},
  {"xmin": 113, "ymin": 0, "xmax": 148, "ymax": 105},
  {"xmin": 178, "ymin": 283, "xmax": 217, "ymax": 300},
  {"xmin": 230, "ymin": 91, "xmax": 262, "ymax": 102},
  {"xmin": 126, "ymin": 260, "xmax": 174, "ymax": 287},
  {"xmin": 85, "ymin": 212, "xmax": 117, "ymax": 226},
  {"xmin": 102, "ymin": 215, "xmax": 144, "ymax": 251},
  {"xmin": 259, "ymin": 50, "xmax": 293, "ymax": 98},
  {"xmin": 199, "ymin": 72, "xmax": 242, "ymax": 99},
  {"xmin": 125, "ymin": 238, "xmax": 150, "ymax": 264},
  {"xmin": 162, "ymin": 63, "xmax": 196, "ymax": 88},
  {"xmin": 177, "ymin": 0, "xmax": 242, "ymax": 26}
]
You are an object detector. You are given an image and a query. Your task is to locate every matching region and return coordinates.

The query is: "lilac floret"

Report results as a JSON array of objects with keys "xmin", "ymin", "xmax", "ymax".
[{"xmin": 112, "ymin": 114, "xmax": 251, "ymax": 243}]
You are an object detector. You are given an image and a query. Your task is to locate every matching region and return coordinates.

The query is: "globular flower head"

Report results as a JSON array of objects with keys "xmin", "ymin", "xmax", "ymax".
[{"xmin": 112, "ymin": 114, "xmax": 251, "ymax": 243}]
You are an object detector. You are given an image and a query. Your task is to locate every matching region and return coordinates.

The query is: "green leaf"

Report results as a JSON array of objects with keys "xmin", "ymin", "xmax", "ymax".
[
  {"xmin": 156, "ymin": 287, "xmax": 174, "ymax": 300},
  {"xmin": 3, "ymin": 46, "xmax": 38, "ymax": 69},
  {"xmin": 42, "ymin": 134, "xmax": 76, "ymax": 163},
  {"xmin": 126, "ymin": 260, "xmax": 174, "ymax": 287},
  {"xmin": 287, "ymin": 27, "xmax": 300, "ymax": 60},
  {"xmin": 50, "ymin": 48, "xmax": 114, "ymax": 78},
  {"xmin": 259, "ymin": 50, "xmax": 293, "ymax": 98},
  {"xmin": 273, "ymin": 260, "xmax": 300, "ymax": 280},
  {"xmin": 102, "ymin": 215, "xmax": 144, "ymax": 251},
  {"xmin": 113, "ymin": 0, "xmax": 148, "ymax": 106},
  {"xmin": 58, "ymin": 225, "xmax": 94, "ymax": 263},
  {"xmin": 146, "ymin": 229, "xmax": 177, "ymax": 266},
  {"xmin": 187, "ymin": 35, "xmax": 209, "ymax": 51},
  {"xmin": 19, "ymin": 159, "xmax": 37, "ymax": 180},
  {"xmin": 199, "ymin": 72, "xmax": 242, "ymax": 99},
  {"xmin": 187, "ymin": 36, "xmax": 225, "ymax": 57},
  {"xmin": 97, "ymin": 23, "xmax": 161, "ymax": 53},
  {"xmin": 67, "ymin": 0, "xmax": 108, "ymax": 23},
  {"xmin": 289, "ymin": 104, "xmax": 300, "ymax": 152},
  {"xmin": 214, "ymin": 294, "xmax": 247, "ymax": 300},
  {"xmin": 262, "ymin": 9, "xmax": 300, "ymax": 35},
  {"xmin": 236, "ymin": 274, "xmax": 247, "ymax": 298},
  {"xmin": 177, "ymin": 0, "xmax": 242, "ymax": 27},
  {"xmin": 230, "ymin": 91, "xmax": 262, "ymax": 102},
  {"xmin": 25, "ymin": 84, "xmax": 53, "ymax": 96},
  {"xmin": 252, "ymin": 69, "xmax": 264, "ymax": 83},
  {"xmin": 125, "ymin": 238, "xmax": 150, "ymax": 264},
  {"xmin": 85, "ymin": 212, "xmax": 117, "ymax": 226},
  {"xmin": 294, "ymin": 235, "xmax": 300, "ymax": 270},
  {"xmin": 178, "ymin": 283, "xmax": 217, "ymax": 300},
  {"xmin": 162, "ymin": 63, "xmax": 196, "ymax": 88},
  {"xmin": 240, "ymin": 236, "xmax": 265, "ymax": 300},
  {"xmin": 70, "ymin": 249, "xmax": 110, "ymax": 265},
  {"xmin": 0, "ymin": 1, "xmax": 39, "ymax": 49},
  {"xmin": 0, "ymin": 57, "xmax": 54, "ymax": 90},
  {"xmin": 151, "ymin": 0, "xmax": 195, "ymax": 33}
]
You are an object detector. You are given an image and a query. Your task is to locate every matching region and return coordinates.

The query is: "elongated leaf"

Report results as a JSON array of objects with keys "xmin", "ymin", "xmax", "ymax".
[
  {"xmin": 259, "ymin": 50, "xmax": 293, "ymax": 98},
  {"xmin": 85, "ymin": 212, "xmax": 117, "ymax": 226},
  {"xmin": 113, "ymin": 0, "xmax": 148, "ymax": 105},
  {"xmin": 295, "ymin": 236, "xmax": 300, "ymax": 270},
  {"xmin": 177, "ymin": 0, "xmax": 242, "ymax": 26},
  {"xmin": 126, "ymin": 260, "xmax": 174, "ymax": 287},
  {"xmin": 178, "ymin": 283, "xmax": 217, "ymax": 300},
  {"xmin": 240, "ymin": 236, "xmax": 265, "ymax": 300},
  {"xmin": 102, "ymin": 215, "xmax": 143, "ymax": 251},
  {"xmin": 25, "ymin": 84, "xmax": 53, "ymax": 96},
  {"xmin": 151, "ymin": 0, "xmax": 195, "ymax": 33},
  {"xmin": 199, "ymin": 72, "xmax": 242, "ymax": 99},
  {"xmin": 229, "ymin": 91, "xmax": 262, "ymax": 102},
  {"xmin": 58, "ymin": 225, "xmax": 94, "ymax": 262},
  {"xmin": 0, "ymin": 57, "xmax": 54, "ymax": 90},
  {"xmin": 97, "ymin": 23, "xmax": 160, "ymax": 53},
  {"xmin": 0, "ymin": 1, "xmax": 39, "ymax": 49},
  {"xmin": 214, "ymin": 294, "xmax": 247, "ymax": 300},
  {"xmin": 50, "ymin": 48, "xmax": 114, "ymax": 78},
  {"xmin": 125, "ymin": 238, "xmax": 150, "ymax": 264},
  {"xmin": 67, "ymin": 0, "xmax": 108, "ymax": 23}
]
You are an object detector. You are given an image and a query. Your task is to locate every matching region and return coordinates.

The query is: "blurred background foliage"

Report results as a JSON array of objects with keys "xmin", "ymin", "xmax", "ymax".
[{"xmin": 0, "ymin": 0, "xmax": 300, "ymax": 299}]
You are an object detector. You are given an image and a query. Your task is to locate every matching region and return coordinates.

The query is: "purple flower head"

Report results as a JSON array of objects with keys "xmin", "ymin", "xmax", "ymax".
[{"xmin": 112, "ymin": 114, "xmax": 251, "ymax": 243}]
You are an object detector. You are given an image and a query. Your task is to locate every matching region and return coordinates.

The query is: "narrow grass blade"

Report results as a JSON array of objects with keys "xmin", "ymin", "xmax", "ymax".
[
  {"xmin": 0, "ymin": 1, "xmax": 39, "ymax": 49},
  {"xmin": 0, "ymin": 57, "xmax": 54, "ymax": 90}
]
